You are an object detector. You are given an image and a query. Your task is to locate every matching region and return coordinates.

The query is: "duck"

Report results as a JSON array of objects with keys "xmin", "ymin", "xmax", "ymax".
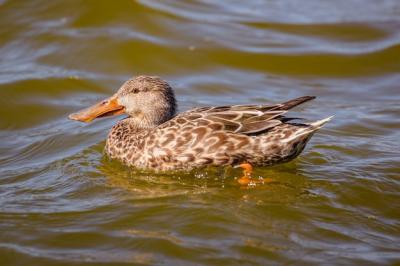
[{"xmin": 69, "ymin": 75, "xmax": 332, "ymax": 185}]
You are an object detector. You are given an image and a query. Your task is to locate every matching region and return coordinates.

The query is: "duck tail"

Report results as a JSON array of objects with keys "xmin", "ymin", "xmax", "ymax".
[
  {"xmin": 309, "ymin": 115, "xmax": 334, "ymax": 129},
  {"xmin": 281, "ymin": 116, "xmax": 333, "ymax": 143}
]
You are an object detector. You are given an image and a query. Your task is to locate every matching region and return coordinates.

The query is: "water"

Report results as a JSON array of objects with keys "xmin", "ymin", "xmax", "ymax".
[{"xmin": 0, "ymin": 0, "xmax": 399, "ymax": 265}]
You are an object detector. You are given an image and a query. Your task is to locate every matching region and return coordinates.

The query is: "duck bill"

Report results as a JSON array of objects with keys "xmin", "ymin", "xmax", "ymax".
[{"xmin": 68, "ymin": 96, "xmax": 125, "ymax": 123}]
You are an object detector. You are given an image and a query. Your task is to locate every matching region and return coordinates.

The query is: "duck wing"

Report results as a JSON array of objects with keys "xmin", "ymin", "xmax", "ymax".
[{"xmin": 178, "ymin": 96, "xmax": 316, "ymax": 135}]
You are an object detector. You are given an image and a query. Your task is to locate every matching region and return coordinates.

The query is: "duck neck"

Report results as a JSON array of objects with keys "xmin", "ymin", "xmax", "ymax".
[
  {"xmin": 105, "ymin": 118, "xmax": 149, "ymax": 164},
  {"xmin": 125, "ymin": 115, "xmax": 166, "ymax": 129}
]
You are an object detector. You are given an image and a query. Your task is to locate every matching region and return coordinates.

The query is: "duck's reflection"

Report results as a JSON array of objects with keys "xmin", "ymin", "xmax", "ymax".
[{"xmin": 96, "ymin": 149, "xmax": 312, "ymax": 206}]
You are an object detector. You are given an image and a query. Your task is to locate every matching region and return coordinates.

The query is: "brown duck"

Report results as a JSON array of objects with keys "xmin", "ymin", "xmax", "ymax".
[{"xmin": 69, "ymin": 76, "xmax": 332, "ymax": 184}]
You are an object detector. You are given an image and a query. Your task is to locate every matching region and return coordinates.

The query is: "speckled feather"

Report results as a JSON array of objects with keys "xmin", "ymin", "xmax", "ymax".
[{"xmin": 103, "ymin": 76, "xmax": 332, "ymax": 171}]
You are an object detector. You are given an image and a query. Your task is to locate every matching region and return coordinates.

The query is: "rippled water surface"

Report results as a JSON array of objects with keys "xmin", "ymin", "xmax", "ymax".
[{"xmin": 1, "ymin": 0, "xmax": 400, "ymax": 265}]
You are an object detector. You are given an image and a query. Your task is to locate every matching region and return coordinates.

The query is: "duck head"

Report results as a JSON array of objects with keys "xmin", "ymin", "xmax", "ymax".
[{"xmin": 69, "ymin": 76, "xmax": 176, "ymax": 127}]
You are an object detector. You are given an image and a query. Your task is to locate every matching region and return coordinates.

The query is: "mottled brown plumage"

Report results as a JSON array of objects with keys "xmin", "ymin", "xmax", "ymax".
[{"xmin": 69, "ymin": 75, "xmax": 333, "ymax": 171}]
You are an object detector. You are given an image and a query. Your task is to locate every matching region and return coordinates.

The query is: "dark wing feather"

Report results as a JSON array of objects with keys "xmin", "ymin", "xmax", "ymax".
[{"xmin": 179, "ymin": 96, "xmax": 315, "ymax": 135}]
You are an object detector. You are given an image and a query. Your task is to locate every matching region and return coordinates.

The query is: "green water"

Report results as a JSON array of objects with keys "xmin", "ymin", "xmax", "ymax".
[{"xmin": 1, "ymin": 0, "xmax": 399, "ymax": 265}]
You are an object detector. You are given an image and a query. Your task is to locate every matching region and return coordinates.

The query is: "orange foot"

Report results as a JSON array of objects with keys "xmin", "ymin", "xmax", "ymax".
[
  {"xmin": 235, "ymin": 163, "xmax": 273, "ymax": 186},
  {"xmin": 236, "ymin": 163, "xmax": 254, "ymax": 185}
]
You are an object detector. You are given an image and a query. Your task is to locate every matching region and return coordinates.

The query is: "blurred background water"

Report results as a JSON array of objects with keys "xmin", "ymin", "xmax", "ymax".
[{"xmin": 0, "ymin": 0, "xmax": 399, "ymax": 265}]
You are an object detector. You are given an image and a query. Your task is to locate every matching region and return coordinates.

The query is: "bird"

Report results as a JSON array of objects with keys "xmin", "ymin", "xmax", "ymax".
[{"xmin": 69, "ymin": 75, "xmax": 332, "ymax": 185}]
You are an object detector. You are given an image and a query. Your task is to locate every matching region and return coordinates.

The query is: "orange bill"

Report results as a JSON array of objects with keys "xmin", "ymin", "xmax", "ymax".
[{"xmin": 68, "ymin": 96, "xmax": 125, "ymax": 122}]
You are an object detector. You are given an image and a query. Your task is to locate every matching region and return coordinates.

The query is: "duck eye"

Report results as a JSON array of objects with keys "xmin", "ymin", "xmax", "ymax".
[{"xmin": 133, "ymin": 88, "xmax": 140, "ymax": 93}]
